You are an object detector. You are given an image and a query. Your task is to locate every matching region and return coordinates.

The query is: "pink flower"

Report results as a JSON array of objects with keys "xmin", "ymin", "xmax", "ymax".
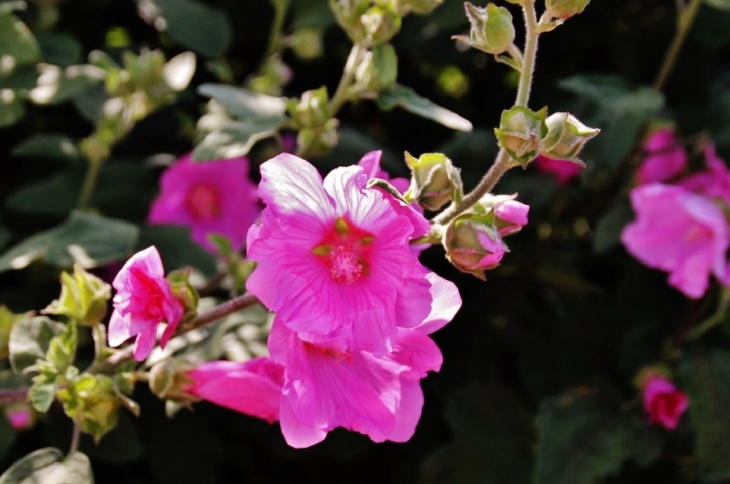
[
  {"xmin": 534, "ymin": 154, "xmax": 582, "ymax": 185},
  {"xmin": 636, "ymin": 128, "xmax": 687, "ymax": 184},
  {"xmin": 148, "ymin": 154, "xmax": 260, "ymax": 253},
  {"xmin": 5, "ymin": 404, "xmax": 32, "ymax": 430},
  {"xmin": 642, "ymin": 375, "xmax": 688, "ymax": 430},
  {"xmin": 184, "ymin": 358, "xmax": 285, "ymax": 424},
  {"xmin": 246, "ymin": 153, "xmax": 439, "ymax": 356},
  {"xmin": 494, "ymin": 200, "xmax": 529, "ymax": 236},
  {"xmin": 621, "ymin": 184, "xmax": 729, "ymax": 299},
  {"xmin": 681, "ymin": 145, "xmax": 730, "ymax": 206},
  {"xmin": 108, "ymin": 246, "xmax": 184, "ymax": 361}
]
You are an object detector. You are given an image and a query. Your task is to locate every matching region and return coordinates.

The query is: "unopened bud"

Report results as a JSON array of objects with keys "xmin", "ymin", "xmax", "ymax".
[
  {"xmin": 287, "ymin": 86, "xmax": 331, "ymax": 129},
  {"xmin": 330, "ymin": 0, "xmax": 370, "ymax": 42},
  {"xmin": 495, "ymin": 106, "xmax": 547, "ymax": 165},
  {"xmin": 291, "ymin": 28, "xmax": 324, "ymax": 60},
  {"xmin": 540, "ymin": 112, "xmax": 598, "ymax": 164},
  {"xmin": 478, "ymin": 194, "xmax": 530, "ymax": 237},
  {"xmin": 149, "ymin": 359, "xmax": 198, "ymax": 405},
  {"xmin": 355, "ymin": 44, "xmax": 398, "ymax": 91},
  {"xmin": 43, "ymin": 265, "xmax": 111, "ymax": 327},
  {"xmin": 453, "ymin": 3, "xmax": 515, "ymax": 55},
  {"xmin": 545, "ymin": 0, "xmax": 590, "ymax": 19},
  {"xmin": 166, "ymin": 269, "xmax": 199, "ymax": 321},
  {"xmin": 444, "ymin": 214, "xmax": 508, "ymax": 280},
  {"xmin": 405, "ymin": 152, "xmax": 462, "ymax": 211},
  {"xmin": 296, "ymin": 119, "xmax": 340, "ymax": 157},
  {"xmin": 57, "ymin": 374, "xmax": 121, "ymax": 443},
  {"xmin": 361, "ymin": 5, "xmax": 402, "ymax": 45}
]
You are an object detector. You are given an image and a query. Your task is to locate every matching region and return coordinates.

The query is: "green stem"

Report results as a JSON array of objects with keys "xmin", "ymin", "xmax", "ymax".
[
  {"xmin": 330, "ymin": 42, "xmax": 366, "ymax": 115},
  {"xmin": 91, "ymin": 323, "xmax": 106, "ymax": 367},
  {"xmin": 653, "ymin": 0, "xmax": 702, "ymax": 92},
  {"xmin": 264, "ymin": 0, "xmax": 290, "ymax": 62},
  {"xmin": 687, "ymin": 286, "xmax": 730, "ymax": 340},
  {"xmin": 515, "ymin": 0, "xmax": 538, "ymax": 107},
  {"xmin": 69, "ymin": 421, "xmax": 81, "ymax": 454},
  {"xmin": 76, "ymin": 158, "xmax": 102, "ymax": 210}
]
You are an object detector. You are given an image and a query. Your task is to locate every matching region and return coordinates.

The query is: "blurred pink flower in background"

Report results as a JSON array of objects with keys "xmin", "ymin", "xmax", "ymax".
[
  {"xmin": 681, "ymin": 145, "xmax": 730, "ymax": 205},
  {"xmin": 4, "ymin": 404, "xmax": 32, "ymax": 430},
  {"xmin": 148, "ymin": 154, "xmax": 260, "ymax": 253},
  {"xmin": 636, "ymin": 128, "xmax": 687, "ymax": 185},
  {"xmin": 621, "ymin": 183, "xmax": 729, "ymax": 299},
  {"xmin": 534, "ymin": 154, "xmax": 582, "ymax": 185},
  {"xmin": 108, "ymin": 246, "xmax": 184, "ymax": 361},
  {"xmin": 642, "ymin": 375, "xmax": 688, "ymax": 430}
]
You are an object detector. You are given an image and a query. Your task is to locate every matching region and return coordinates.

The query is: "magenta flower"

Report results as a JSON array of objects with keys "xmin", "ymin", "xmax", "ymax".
[
  {"xmin": 534, "ymin": 154, "xmax": 582, "ymax": 185},
  {"xmin": 681, "ymin": 145, "xmax": 730, "ymax": 206},
  {"xmin": 5, "ymin": 404, "xmax": 32, "ymax": 430},
  {"xmin": 148, "ymin": 154, "xmax": 260, "ymax": 253},
  {"xmin": 246, "ymin": 153, "xmax": 437, "ymax": 356},
  {"xmin": 636, "ymin": 128, "xmax": 687, "ymax": 185},
  {"xmin": 108, "ymin": 246, "xmax": 184, "ymax": 361},
  {"xmin": 621, "ymin": 183, "xmax": 729, "ymax": 299},
  {"xmin": 642, "ymin": 375, "xmax": 688, "ymax": 430},
  {"xmin": 185, "ymin": 358, "xmax": 285, "ymax": 424},
  {"xmin": 494, "ymin": 199, "xmax": 529, "ymax": 236}
]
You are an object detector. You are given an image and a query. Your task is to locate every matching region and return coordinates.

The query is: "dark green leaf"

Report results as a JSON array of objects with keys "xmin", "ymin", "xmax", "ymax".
[
  {"xmin": 8, "ymin": 316, "xmax": 65, "ymax": 374},
  {"xmin": 421, "ymin": 381, "xmax": 535, "ymax": 484},
  {"xmin": 4, "ymin": 168, "xmax": 83, "ymax": 216},
  {"xmin": 679, "ymin": 349, "xmax": 730, "ymax": 481},
  {"xmin": 0, "ymin": 448, "xmax": 94, "ymax": 484},
  {"xmin": 36, "ymin": 32, "xmax": 83, "ymax": 66},
  {"xmin": 535, "ymin": 384, "xmax": 663, "ymax": 484},
  {"xmin": 28, "ymin": 381, "xmax": 56, "ymax": 413},
  {"xmin": 198, "ymin": 84, "xmax": 287, "ymax": 119},
  {"xmin": 377, "ymin": 85, "xmax": 473, "ymax": 132},
  {"xmin": 0, "ymin": 89, "xmax": 24, "ymax": 128},
  {"xmin": 0, "ymin": 11, "xmax": 40, "ymax": 67},
  {"xmin": 0, "ymin": 414, "xmax": 15, "ymax": 462},
  {"xmin": 137, "ymin": 0, "xmax": 232, "ymax": 57},
  {"xmin": 291, "ymin": 0, "xmax": 334, "ymax": 28},
  {"xmin": 593, "ymin": 198, "xmax": 633, "ymax": 254},
  {"xmin": 705, "ymin": 0, "xmax": 730, "ymax": 11},
  {"xmin": 0, "ymin": 211, "xmax": 139, "ymax": 273},
  {"xmin": 193, "ymin": 117, "xmax": 286, "ymax": 161},
  {"xmin": 12, "ymin": 134, "xmax": 81, "ymax": 162}
]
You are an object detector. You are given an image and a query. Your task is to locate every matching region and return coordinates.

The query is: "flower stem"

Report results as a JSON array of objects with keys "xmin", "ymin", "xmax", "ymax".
[
  {"xmin": 264, "ymin": 0, "xmax": 289, "ymax": 62},
  {"xmin": 91, "ymin": 323, "xmax": 106, "ymax": 367},
  {"xmin": 653, "ymin": 0, "xmax": 703, "ymax": 92},
  {"xmin": 515, "ymin": 0, "xmax": 539, "ymax": 108},
  {"xmin": 76, "ymin": 158, "xmax": 102, "ymax": 210},
  {"xmin": 69, "ymin": 421, "xmax": 81, "ymax": 454},
  {"xmin": 687, "ymin": 286, "xmax": 730, "ymax": 340},
  {"xmin": 99, "ymin": 292, "xmax": 260, "ymax": 369},
  {"xmin": 330, "ymin": 42, "xmax": 366, "ymax": 115}
]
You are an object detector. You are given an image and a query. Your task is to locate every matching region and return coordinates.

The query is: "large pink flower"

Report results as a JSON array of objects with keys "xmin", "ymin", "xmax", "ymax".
[
  {"xmin": 636, "ymin": 128, "xmax": 687, "ymax": 185},
  {"xmin": 246, "ymin": 153, "xmax": 437, "ymax": 356},
  {"xmin": 621, "ymin": 183, "xmax": 729, "ymax": 299},
  {"xmin": 680, "ymin": 145, "xmax": 730, "ymax": 206},
  {"xmin": 148, "ymin": 154, "xmax": 260, "ymax": 253},
  {"xmin": 642, "ymin": 375, "xmax": 688, "ymax": 430},
  {"xmin": 184, "ymin": 358, "xmax": 285, "ymax": 424},
  {"xmin": 108, "ymin": 246, "xmax": 184, "ymax": 361}
]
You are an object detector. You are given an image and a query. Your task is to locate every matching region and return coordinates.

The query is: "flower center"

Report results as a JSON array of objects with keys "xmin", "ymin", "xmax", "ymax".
[
  {"xmin": 685, "ymin": 223, "xmax": 712, "ymax": 243},
  {"xmin": 185, "ymin": 185, "xmax": 221, "ymax": 221},
  {"xmin": 312, "ymin": 217, "xmax": 375, "ymax": 284}
]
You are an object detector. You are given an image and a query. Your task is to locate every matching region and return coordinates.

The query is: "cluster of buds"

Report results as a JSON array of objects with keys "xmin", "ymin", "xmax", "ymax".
[
  {"xmin": 495, "ymin": 106, "xmax": 599, "ymax": 167},
  {"xmin": 453, "ymin": 3, "xmax": 515, "ymax": 55},
  {"xmin": 405, "ymin": 152, "xmax": 462, "ymax": 211},
  {"xmin": 287, "ymin": 87, "xmax": 339, "ymax": 155},
  {"xmin": 355, "ymin": 44, "xmax": 398, "ymax": 92},
  {"xmin": 443, "ymin": 194, "xmax": 529, "ymax": 280}
]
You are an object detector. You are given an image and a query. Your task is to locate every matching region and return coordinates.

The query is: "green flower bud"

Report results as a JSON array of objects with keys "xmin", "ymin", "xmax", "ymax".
[
  {"xmin": 43, "ymin": 265, "xmax": 111, "ymax": 327},
  {"xmin": 545, "ymin": 0, "xmax": 591, "ymax": 19},
  {"xmin": 166, "ymin": 269, "xmax": 199, "ymax": 322},
  {"xmin": 494, "ymin": 106, "xmax": 548, "ymax": 165},
  {"xmin": 329, "ymin": 0, "xmax": 370, "ymax": 42},
  {"xmin": 405, "ymin": 152, "xmax": 462, "ymax": 211},
  {"xmin": 287, "ymin": 86, "xmax": 331, "ymax": 129},
  {"xmin": 453, "ymin": 3, "xmax": 515, "ymax": 55},
  {"xmin": 291, "ymin": 28, "xmax": 324, "ymax": 60},
  {"xmin": 540, "ymin": 112, "xmax": 599, "ymax": 164},
  {"xmin": 297, "ymin": 119, "xmax": 340, "ymax": 157},
  {"xmin": 361, "ymin": 5, "xmax": 402, "ymax": 45},
  {"xmin": 443, "ymin": 213, "xmax": 508, "ymax": 280},
  {"xmin": 149, "ymin": 358, "xmax": 198, "ymax": 405},
  {"xmin": 355, "ymin": 44, "xmax": 398, "ymax": 91},
  {"xmin": 57, "ymin": 373, "xmax": 121, "ymax": 443},
  {"xmin": 248, "ymin": 55, "xmax": 292, "ymax": 96}
]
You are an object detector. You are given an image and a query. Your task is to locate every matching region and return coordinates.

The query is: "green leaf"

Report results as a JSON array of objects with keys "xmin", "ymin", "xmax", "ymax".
[
  {"xmin": 535, "ymin": 383, "xmax": 663, "ymax": 484},
  {"xmin": 0, "ymin": 210, "xmax": 140, "ymax": 273},
  {"xmin": 0, "ymin": 414, "xmax": 15, "ymax": 462},
  {"xmin": 376, "ymin": 85, "xmax": 473, "ymax": 132},
  {"xmin": 0, "ymin": 11, "xmax": 40, "ymax": 67},
  {"xmin": 593, "ymin": 198, "xmax": 633, "ymax": 254},
  {"xmin": 12, "ymin": 134, "xmax": 81, "ymax": 162},
  {"xmin": 198, "ymin": 84, "xmax": 287, "ymax": 119},
  {"xmin": 679, "ymin": 349, "xmax": 730, "ymax": 481},
  {"xmin": 0, "ymin": 89, "xmax": 24, "ymax": 127},
  {"xmin": 8, "ymin": 316, "xmax": 64, "ymax": 374},
  {"xmin": 28, "ymin": 64, "xmax": 106, "ymax": 105},
  {"xmin": 421, "ymin": 381, "xmax": 535, "ymax": 484},
  {"xmin": 0, "ymin": 448, "xmax": 94, "ymax": 484},
  {"xmin": 705, "ymin": 0, "xmax": 730, "ymax": 11},
  {"xmin": 28, "ymin": 381, "xmax": 57, "ymax": 413},
  {"xmin": 193, "ymin": 117, "xmax": 286, "ymax": 161},
  {"xmin": 137, "ymin": 225, "xmax": 216, "ymax": 276},
  {"xmin": 36, "ymin": 32, "xmax": 83, "ymax": 66},
  {"xmin": 4, "ymin": 168, "xmax": 82, "ymax": 216},
  {"xmin": 137, "ymin": 0, "xmax": 232, "ymax": 57}
]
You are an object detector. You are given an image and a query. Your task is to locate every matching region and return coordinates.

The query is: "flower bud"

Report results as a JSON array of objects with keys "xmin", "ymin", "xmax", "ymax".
[
  {"xmin": 149, "ymin": 358, "xmax": 198, "ymax": 405},
  {"xmin": 405, "ymin": 152, "xmax": 462, "ymax": 211},
  {"xmin": 291, "ymin": 28, "xmax": 324, "ymax": 60},
  {"xmin": 43, "ymin": 265, "xmax": 111, "ymax": 327},
  {"xmin": 444, "ymin": 214, "xmax": 508, "ymax": 280},
  {"xmin": 361, "ymin": 5, "xmax": 402, "ymax": 45},
  {"xmin": 495, "ymin": 106, "xmax": 547, "ymax": 165},
  {"xmin": 540, "ymin": 112, "xmax": 598, "ymax": 164},
  {"xmin": 545, "ymin": 0, "xmax": 591, "ymax": 19},
  {"xmin": 296, "ymin": 119, "xmax": 340, "ymax": 157},
  {"xmin": 287, "ymin": 86, "xmax": 331, "ymax": 129},
  {"xmin": 166, "ymin": 269, "xmax": 199, "ymax": 322},
  {"xmin": 453, "ymin": 3, "xmax": 515, "ymax": 55},
  {"xmin": 329, "ymin": 0, "xmax": 370, "ymax": 42},
  {"xmin": 355, "ymin": 44, "xmax": 398, "ymax": 91},
  {"xmin": 478, "ymin": 194, "xmax": 530, "ymax": 237},
  {"xmin": 57, "ymin": 373, "xmax": 121, "ymax": 443},
  {"xmin": 398, "ymin": 0, "xmax": 444, "ymax": 15}
]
